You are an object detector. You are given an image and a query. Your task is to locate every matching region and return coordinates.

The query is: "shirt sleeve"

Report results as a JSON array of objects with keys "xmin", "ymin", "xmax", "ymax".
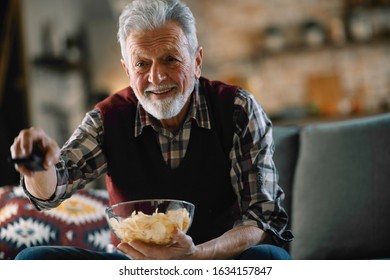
[
  {"xmin": 230, "ymin": 89, "xmax": 293, "ymax": 246},
  {"xmin": 22, "ymin": 108, "xmax": 107, "ymax": 211}
]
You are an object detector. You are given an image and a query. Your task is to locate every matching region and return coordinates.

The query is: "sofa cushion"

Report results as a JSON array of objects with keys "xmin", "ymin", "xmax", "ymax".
[
  {"xmin": 272, "ymin": 125, "xmax": 300, "ymax": 224},
  {"xmin": 290, "ymin": 113, "xmax": 390, "ymax": 259},
  {"xmin": 0, "ymin": 185, "xmax": 111, "ymax": 260}
]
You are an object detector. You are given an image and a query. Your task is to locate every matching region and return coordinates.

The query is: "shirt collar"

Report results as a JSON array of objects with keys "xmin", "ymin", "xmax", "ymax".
[{"xmin": 134, "ymin": 80, "xmax": 211, "ymax": 137}]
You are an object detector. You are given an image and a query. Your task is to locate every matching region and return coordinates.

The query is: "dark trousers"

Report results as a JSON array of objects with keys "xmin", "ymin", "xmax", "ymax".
[{"xmin": 15, "ymin": 244, "xmax": 291, "ymax": 260}]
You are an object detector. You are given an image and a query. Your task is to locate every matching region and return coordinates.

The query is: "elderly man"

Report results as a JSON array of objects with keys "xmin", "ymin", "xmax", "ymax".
[{"xmin": 11, "ymin": 0, "xmax": 292, "ymax": 260}]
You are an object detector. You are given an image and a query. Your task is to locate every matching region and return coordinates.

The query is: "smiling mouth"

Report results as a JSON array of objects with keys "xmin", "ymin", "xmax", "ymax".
[{"xmin": 145, "ymin": 86, "xmax": 177, "ymax": 96}]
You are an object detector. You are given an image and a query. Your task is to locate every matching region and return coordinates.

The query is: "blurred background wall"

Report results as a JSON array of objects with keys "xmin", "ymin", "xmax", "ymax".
[
  {"xmin": 0, "ymin": 0, "xmax": 29, "ymax": 185},
  {"xmin": 1, "ymin": 0, "xmax": 390, "ymax": 186},
  {"xmin": 193, "ymin": 0, "xmax": 390, "ymax": 121}
]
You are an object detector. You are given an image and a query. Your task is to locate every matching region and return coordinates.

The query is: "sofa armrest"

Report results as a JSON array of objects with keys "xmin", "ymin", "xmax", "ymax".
[
  {"xmin": 290, "ymin": 113, "xmax": 390, "ymax": 259},
  {"xmin": 272, "ymin": 125, "xmax": 300, "ymax": 225}
]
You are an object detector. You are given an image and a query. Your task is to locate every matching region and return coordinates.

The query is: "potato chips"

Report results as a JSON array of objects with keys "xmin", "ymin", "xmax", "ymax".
[{"xmin": 109, "ymin": 208, "xmax": 190, "ymax": 245}]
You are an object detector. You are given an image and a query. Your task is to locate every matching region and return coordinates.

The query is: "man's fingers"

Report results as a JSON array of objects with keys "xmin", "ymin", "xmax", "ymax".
[
  {"xmin": 117, "ymin": 242, "xmax": 148, "ymax": 260},
  {"xmin": 10, "ymin": 127, "xmax": 60, "ymax": 173},
  {"xmin": 42, "ymin": 140, "xmax": 60, "ymax": 169},
  {"xmin": 11, "ymin": 127, "xmax": 40, "ymax": 158},
  {"xmin": 171, "ymin": 230, "xmax": 191, "ymax": 245},
  {"xmin": 19, "ymin": 130, "xmax": 32, "ymax": 156}
]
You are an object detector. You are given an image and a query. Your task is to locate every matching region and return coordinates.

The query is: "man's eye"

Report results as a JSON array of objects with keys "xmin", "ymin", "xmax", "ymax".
[
  {"xmin": 166, "ymin": 56, "xmax": 178, "ymax": 63},
  {"xmin": 135, "ymin": 61, "xmax": 146, "ymax": 68}
]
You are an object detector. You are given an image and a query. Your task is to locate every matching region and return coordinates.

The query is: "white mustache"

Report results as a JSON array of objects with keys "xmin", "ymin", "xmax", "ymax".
[{"xmin": 144, "ymin": 84, "xmax": 177, "ymax": 94}]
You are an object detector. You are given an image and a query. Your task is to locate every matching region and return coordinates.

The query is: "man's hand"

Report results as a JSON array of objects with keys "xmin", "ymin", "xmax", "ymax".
[
  {"xmin": 10, "ymin": 127, "xmax": 60, "ymax": 177},
  {"xmin": 10, "ymin": 127, "xmax": 60, "ymax": 200},
  {"xmin": 117, "ymin": 230, "xmax": 196, "ymax": 260}
]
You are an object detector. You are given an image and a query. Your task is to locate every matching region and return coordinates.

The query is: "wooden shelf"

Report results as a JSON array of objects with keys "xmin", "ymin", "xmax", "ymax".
[{"xmin": 257, "ymin": 37, "xmax": 390, "ymax": 60}]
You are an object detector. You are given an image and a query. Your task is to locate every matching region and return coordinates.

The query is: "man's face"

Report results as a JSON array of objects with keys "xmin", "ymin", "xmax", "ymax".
[{"xmin": 122, "ymin": 21, "xmax": 202, "ymax": 120}]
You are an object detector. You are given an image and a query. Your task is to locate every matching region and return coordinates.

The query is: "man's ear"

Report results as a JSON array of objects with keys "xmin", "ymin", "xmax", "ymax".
[
  {"xmin": 121, "ymin": 58, "xmax": 130, "ymax": 77},
  {"xmin": 194, "ymin": 47, "xmax": 203, "ymax": 79}
]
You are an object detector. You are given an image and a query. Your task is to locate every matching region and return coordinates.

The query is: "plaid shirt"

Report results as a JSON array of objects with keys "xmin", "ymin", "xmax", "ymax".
[{"xmin": 25, "ymin": 82, "xmax": 290, "ymax": 243}]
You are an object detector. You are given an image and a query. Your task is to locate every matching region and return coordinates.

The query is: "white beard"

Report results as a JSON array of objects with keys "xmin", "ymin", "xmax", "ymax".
[{"xmin": 135, "ymin": 79, "xmax": 195, "ymax": 120}]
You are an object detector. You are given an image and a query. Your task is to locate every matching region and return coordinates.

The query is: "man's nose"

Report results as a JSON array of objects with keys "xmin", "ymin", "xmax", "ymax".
[{"xmin": 148, "ymin": 64, "xmax": 167, "ymax": 85}]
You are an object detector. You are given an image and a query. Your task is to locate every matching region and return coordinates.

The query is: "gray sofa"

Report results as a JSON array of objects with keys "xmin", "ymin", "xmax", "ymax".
[
  {"xmin": 1, "ymin": 113, "xmax": 389, "ymax": 260},
  {"xmin": 273, "ymin": 112, "xmax": 390, "ymax": 259}
]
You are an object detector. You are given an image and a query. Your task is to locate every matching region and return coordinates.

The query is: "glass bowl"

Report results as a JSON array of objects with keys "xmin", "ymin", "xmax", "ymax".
[{"xmin": 106, "ymin": 199, "xmax": 195, "ymax": 245}]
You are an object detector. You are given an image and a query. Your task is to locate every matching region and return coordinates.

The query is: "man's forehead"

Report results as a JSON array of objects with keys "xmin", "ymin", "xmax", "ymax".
[
  {"xmin": 126, "ymin": 34, "xmax": 189, "ymax": 57},
  {"xmin": 130, "ymin": 45, "xmax": 181, "ymax": 58}
]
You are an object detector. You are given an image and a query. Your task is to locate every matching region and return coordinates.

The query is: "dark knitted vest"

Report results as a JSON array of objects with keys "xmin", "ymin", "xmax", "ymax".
[{"xmin": 96, "ymin": 77, "xmax": 240, "ymax": 245}]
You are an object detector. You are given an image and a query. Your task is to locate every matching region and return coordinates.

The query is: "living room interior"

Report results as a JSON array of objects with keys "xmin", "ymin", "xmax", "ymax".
[{"xmin": 1, "ymin": 0, "xmax": 390, "ymax": 260}]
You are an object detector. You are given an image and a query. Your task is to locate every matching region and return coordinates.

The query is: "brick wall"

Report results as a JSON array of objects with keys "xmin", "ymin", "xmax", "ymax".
[{"xmin": 190, "ymin": 0, "xmax": 390, "ymax": 116}]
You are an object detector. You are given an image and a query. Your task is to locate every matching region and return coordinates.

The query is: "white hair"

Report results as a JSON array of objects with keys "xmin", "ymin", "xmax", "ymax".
[{"xmin": 117, "ymin": 0, "xmax": 198, "ymax": 63}]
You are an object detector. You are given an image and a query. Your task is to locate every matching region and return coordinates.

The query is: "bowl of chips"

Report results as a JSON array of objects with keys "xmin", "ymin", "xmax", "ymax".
[{"xmin": 106, "ymin": 199, "xmax": 195, "ymax": 246}]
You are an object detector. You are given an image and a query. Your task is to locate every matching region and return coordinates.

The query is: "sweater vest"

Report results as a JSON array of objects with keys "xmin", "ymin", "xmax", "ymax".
[{"xmin": 96, "ymin": 77, "xmax": 240, "ymax": 245}]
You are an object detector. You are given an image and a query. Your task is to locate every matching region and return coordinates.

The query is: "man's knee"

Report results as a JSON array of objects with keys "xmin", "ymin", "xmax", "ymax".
[
  {"xmin": 15, "ymin": 246, "xmax": 130, "ymax": 260},
  {"xmin": 15, "ymin": 246, "xmax": 52, "ymax": 260},
  {"xmin": 237, "ymin": 245, "xmax": 291, "ymax": 260}
]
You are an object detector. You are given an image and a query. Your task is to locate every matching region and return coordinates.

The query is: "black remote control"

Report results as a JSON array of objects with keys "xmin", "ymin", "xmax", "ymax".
[{"xmin": 8, "ymin": 145, "xmax": 46, "ymax": 171}]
